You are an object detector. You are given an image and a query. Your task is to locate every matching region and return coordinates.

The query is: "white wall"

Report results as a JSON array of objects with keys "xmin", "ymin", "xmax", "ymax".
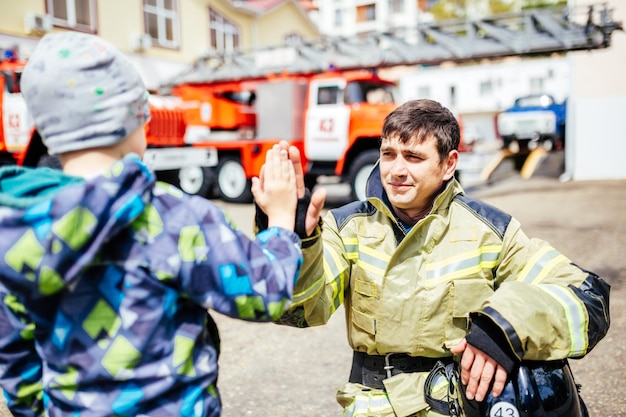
[
  {"xmin": 569, "ymin": 96, "xmax": 626, "ymax": 179},
  {"xmin": 566, "ymin": 0, "xmax": 626, "ymax": 180}
]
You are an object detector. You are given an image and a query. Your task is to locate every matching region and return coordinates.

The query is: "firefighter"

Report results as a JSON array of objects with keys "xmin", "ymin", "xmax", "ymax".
[{"xmin": 256, "ymin": 99, "xmax": 610, "ymax": 417}]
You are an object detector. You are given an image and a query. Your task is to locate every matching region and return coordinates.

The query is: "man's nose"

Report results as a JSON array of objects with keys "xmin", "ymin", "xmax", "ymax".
[{"xmin": 390, "ymin": 157, "xmax": 408, "ymax": 176}]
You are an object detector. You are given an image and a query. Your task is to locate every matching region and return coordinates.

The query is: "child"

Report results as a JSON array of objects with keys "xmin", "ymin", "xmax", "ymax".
[{"xmin": 0, "ymin": 32, "xmax": 301, "ymax": 416}]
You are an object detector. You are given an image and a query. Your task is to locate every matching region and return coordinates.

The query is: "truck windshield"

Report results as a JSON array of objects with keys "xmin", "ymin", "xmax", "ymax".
[
  {"xmin": 516, "ymin": 95, "xmax": 553, "ymax": 107},
  {"xmin": 344, "ymin": 81, "xmax": 394, "ymax": 104},
  {"xmin": 1, "ymin": 71, "xmax": 21, "ymax": 93},
  {"xmin": 217, "ymin": 90, "xmax": 256, "ymax": 106}
]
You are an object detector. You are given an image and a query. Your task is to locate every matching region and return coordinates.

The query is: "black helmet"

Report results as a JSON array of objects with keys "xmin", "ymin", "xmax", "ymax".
[{"xmin": 425, "ymin": 360, "xmax": 589, "ymax": 417}]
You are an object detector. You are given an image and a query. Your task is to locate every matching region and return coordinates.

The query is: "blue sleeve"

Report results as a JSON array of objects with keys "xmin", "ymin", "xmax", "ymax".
[
  {"xmin": 177, "ymin": 199, "xmax": 302, "ymax": 322},
  {"xmin": 0, "ymin": 293, "xmax": 43, "ymax": 417}
]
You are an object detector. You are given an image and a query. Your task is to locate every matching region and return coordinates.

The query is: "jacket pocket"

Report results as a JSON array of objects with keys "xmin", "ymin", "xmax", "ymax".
[
  {"xmin": 353, "ymin": 278, "xmax": 379, "ymax": 314},
  {"xmin": 352, "ymin": 306, "xmax": 376, "ymax": 335},
  {"xmin": 383, "ymin": 372, "xmax": 429, "ymax": 417},
  {"xmin": 447, "ymin": 279, "xmax": 494, "ymax": 340}
]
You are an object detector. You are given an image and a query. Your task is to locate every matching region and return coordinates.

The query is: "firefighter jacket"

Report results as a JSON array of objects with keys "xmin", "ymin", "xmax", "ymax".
[
  {"xmin": 280, "ymin": 165, "xmax": 610, "ymax": 365},
  {"xmin": 0, "ymin": 154, "xmax": 302, "ymax": 417}
]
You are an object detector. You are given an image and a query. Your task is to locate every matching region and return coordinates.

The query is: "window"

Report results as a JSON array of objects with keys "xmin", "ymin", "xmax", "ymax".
[
  {"xmin": 144, "ymin": 0, "xmax": 179, "ymax": 48},
  {"xmin": 479, "ymin": 80, "xmax": 493, "ymax": 96},
  {"xmin": 417, "ymin": 85, "xmax": 430, "ymax": 98},
  {"xmin": 529, "ymin": 77, "xmax": 544, "ymax": 93},
  {"xmin": 47, "ymin": 0, "xmax": 96, "ymax": 32},
  {"xmin": 449, "ymin": 85, "xmax": 456, "ymax": 107},
  {"xmin": 344, "ymin": 82, "xmax": 395, "ymax": 104},
  {"xmin": 317, "ymin": 86, "xmax": 341, "ymax": 105},
  {"xmin": 356, "ymin": 4, "xmax": 376, "ymax": 22},
  {"xmin": 2, "ymin": 71, "xmax": 22, "ymax": 94},
  {"xmin": 284, "ymin": 32, "xmax": 302, "ymax": 45},
  {"xmin": 388, "ymin": 0, "xmax": 404, "ymax": 14},
  {"xmin": 418, "ymin": 0, "xmax": 438, "ymax": 11},
  {"xmin": 334, "ymin": 8, "xmax": 343, "ymax": 26},
  {"xmin": 209, "ymin": 8, "xmax": 240, "ymax": 52},
  {"xmin": 517, "ymin": 95, "xmax": 554, "ymax": 107}
]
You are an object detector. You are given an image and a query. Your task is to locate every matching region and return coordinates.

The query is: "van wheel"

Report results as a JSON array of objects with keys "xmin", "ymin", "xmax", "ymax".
[
  {"xmin": 217, "ymin": 156, "xmax": 253, "ymax": 204},
  {"xmin": 348, "ymin": 149, "xmax": 379, "ymax": 201}
]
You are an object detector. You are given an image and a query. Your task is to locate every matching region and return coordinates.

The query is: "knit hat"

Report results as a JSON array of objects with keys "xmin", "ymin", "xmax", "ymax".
[{"xmin": 20, "ymin": 32, "xmax": 150, "ymax": 155}]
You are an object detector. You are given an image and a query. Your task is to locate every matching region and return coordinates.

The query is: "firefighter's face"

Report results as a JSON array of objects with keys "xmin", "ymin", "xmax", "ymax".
[{"xmin": 379, "ymin": 134, "xmax": 457, "ymax": 221}]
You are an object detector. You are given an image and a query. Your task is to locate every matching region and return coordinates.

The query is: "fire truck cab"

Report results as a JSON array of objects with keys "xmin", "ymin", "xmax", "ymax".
[
  {"xmin": 171, "ymin": 69, "xmax": 397, "ymax": 202},
  {"xmin": 0, "ymin": 50, "xmax": 31, "ymax": 166}
]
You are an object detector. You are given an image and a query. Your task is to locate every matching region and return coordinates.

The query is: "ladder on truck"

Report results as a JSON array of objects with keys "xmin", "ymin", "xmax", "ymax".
[{"xmin": 165, "ymin": 3, "xmax": 623, "ymax": 86}]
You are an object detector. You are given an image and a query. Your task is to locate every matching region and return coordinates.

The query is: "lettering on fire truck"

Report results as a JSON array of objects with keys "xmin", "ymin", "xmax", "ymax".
[
  {"xmin": 319, "ymin": 117, "xmax": 334, "ymax": 133},
  {"xmin": 8, "ymin": 114, "xmax": 20, "ymax": 129}
]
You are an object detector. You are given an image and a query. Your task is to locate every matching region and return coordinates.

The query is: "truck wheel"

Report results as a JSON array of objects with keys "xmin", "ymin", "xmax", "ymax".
[
  {"xmin": 38, "ymin": 155, "xmax": 62, "ymax": 170},
  {"xmin": 178, "ymin": 166, "xmax": 213, "ymax": 197},
  {"xmin": 348, "ymin": 149, "xmax": 379, "ymax": 201},
  {"xmin": 542, "ymin": 139, "xmax": 554, "ymax": 151},
  {"xmin": 21, "ymin": 133, "xmax": 62, "ymax": 169},
  {"xmin": 217, "ymin": 156, "xmax": 253, "ymax": 204}
]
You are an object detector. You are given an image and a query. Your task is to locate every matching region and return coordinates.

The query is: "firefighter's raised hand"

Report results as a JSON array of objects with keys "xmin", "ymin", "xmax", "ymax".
[
  {"xmin": 450, "ymin": 338, "xmax": 508, "ymax": 402},
  {"xmin": 251, "ymin": 145, "xmax": 297, "ymax": 231},
  {"xmin": 280, "ymin": 141, "xmax": 326, "ymax": 236},
  {"xmin": 284, "ymin": 143, "xmax": 307, "ymax": 200}
]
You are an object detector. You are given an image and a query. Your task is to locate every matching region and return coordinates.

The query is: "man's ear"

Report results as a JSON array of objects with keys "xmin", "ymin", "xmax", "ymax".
[{"xmin": 442, "ymin": 150, "xmax": 458, "ymax": 181}]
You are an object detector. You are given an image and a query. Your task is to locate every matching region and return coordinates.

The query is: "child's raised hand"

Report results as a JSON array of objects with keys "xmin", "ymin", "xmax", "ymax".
[{"xmin": 251, "ymin": 145, "xmax": 297, "ymax": 231}]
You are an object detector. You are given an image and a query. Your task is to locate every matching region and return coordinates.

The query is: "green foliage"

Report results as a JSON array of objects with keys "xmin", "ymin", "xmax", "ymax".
[
  {"xmin": 429, "ymin": 0, "xmax": 566, "ymax": 21},
  {"xmin": 430, "ymin": 0, "xmax": 467, "ymax": 21},
  {"xmin": 489, "ymin": 0, "xmax": 516, "ymax": 15},
  {"xmin": 521, "ymin": 0, "xmax": 567, "ymax": 10}
]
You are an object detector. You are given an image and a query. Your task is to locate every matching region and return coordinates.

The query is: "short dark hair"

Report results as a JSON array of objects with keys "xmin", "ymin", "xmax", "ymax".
[{"xmin": 381, "ymin": 99, "xmax": 460, "ymax": 162}]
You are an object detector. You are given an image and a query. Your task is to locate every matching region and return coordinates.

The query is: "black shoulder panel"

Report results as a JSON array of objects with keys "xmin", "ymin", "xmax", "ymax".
[
  {"xmin": 331, "ymin": 200, "xmax": 375, "ymax": 231},
  {"xmin": 455, "ymin": 194, "xmax": 512, "ymax": 238}
]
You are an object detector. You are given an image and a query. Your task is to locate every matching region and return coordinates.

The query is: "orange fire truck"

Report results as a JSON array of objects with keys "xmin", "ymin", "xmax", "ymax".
[
  {"xmin": 0, "ymin": 47, "xmax": 218, "ymax": 183},
  {"xmin": 168, "ymin": 67, "xmax": 398, "ymax": 202}
]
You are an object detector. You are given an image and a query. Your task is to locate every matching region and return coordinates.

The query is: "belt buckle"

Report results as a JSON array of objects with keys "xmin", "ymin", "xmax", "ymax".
[{"xmin": 384, "ymin": 353, "xmax": 397, "ymax": 379}]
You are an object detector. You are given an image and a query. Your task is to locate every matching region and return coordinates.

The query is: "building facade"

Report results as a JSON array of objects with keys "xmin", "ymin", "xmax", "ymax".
[
  {"xmin": 314, "ymin": 0, "xmax": 420, "ymax": 38},
  {"xmin": 0, "ymin": 0, "xmax": 319, "ymax": 90},
  {"xmin": 397, "ymin": 56, "xmax": 570, "ymax": 145}
]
